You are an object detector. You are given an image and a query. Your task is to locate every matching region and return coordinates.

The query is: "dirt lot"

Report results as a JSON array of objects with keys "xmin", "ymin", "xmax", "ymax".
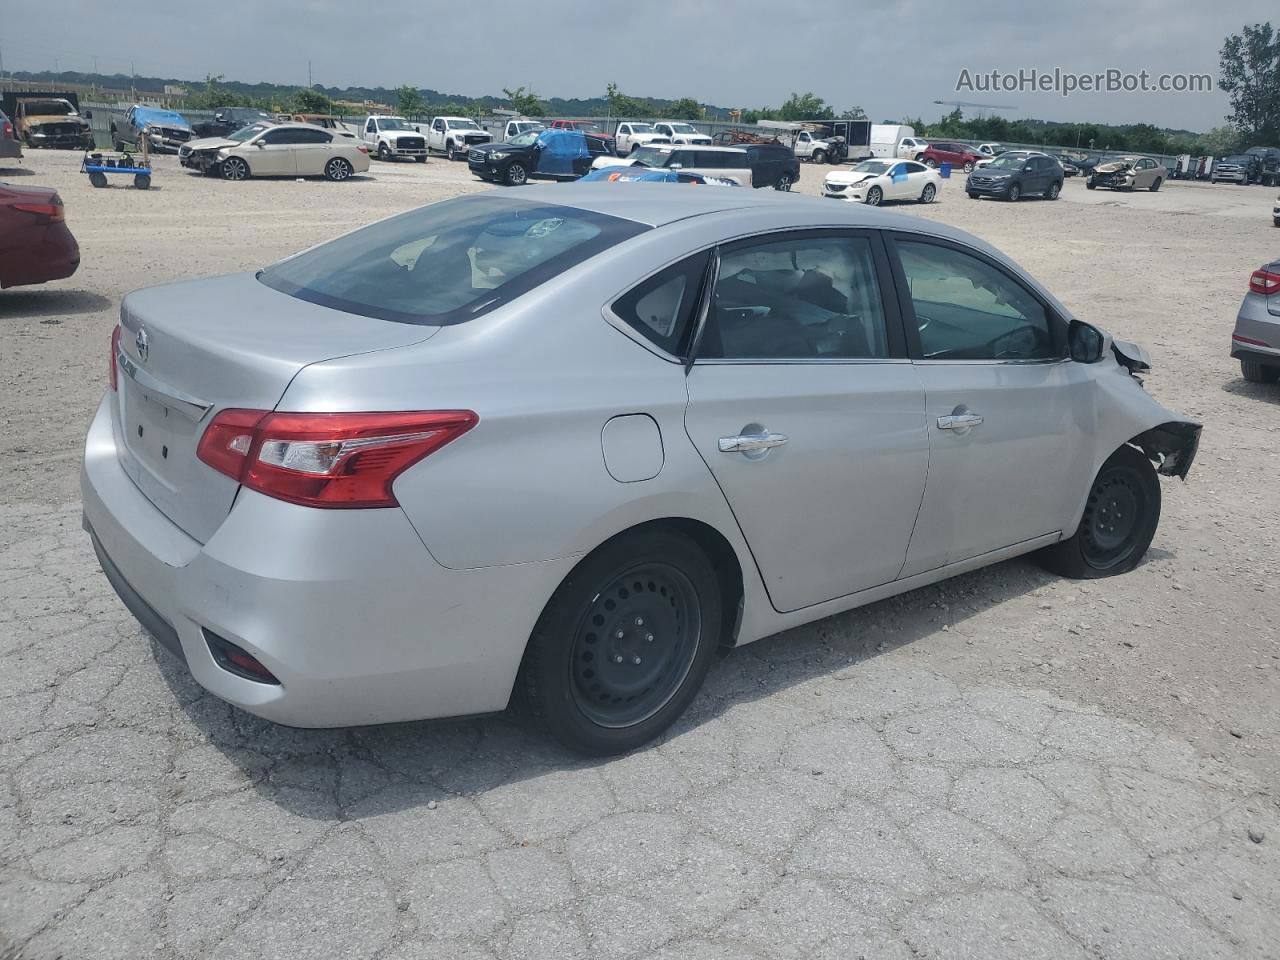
[{"xmin": 2, "ymin": 150, "xmax": 1278, "ymax": 960}]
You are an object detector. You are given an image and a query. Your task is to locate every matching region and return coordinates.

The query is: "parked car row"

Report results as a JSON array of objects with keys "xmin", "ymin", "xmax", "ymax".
[{"xmin": 591, "ymin": 143, "xmax": 801, "ymax": 191}]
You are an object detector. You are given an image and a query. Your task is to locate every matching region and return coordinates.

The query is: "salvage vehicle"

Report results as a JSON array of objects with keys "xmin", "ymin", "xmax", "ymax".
[
  {"xmin": 579, "ymin": 167, "xmax": 737, "ymax": 185},
  {"xmin": 614, "ymin": 122, "xmax": 670, "ymax": 155},
  {"xmin": 1056, "ymin": 156, "xmax": 1081, "ymax": 177},
  {"xmin": 427, "ymin": 116, "xmax": 493, "ymax": 160},
  {"xmin": 917, "ymin": 141, "xmax": 984, "ymax": 173},
  {"xmin": 653, "ymin": 121, "xmax": 713, "ymax": 145},
  {"xmin": 823, "ymin": 158, "xmax": 940, "ymax": 204},
  {"xmin": 0, "ymin": 109, "xmax": 22, "ymax": 161},
  {"xmin": 593, "ymin": 144, "xmax": 791, "ymax": 189},
  {"xmin": 791, "ymin": 127, "xmax": 847, "ymax": 164},
  {"xmin": 191, "ymin": 107, "xmax": 276, "ymax": 140},
  {"xmin": 1087, "ymin": 156, "xmax": 1163, "ymax": 191},
  {"xmin": 1211, "ymin": 154, "xmax": 1260, "ymax": 185},
  {"xmin": 111, "ymin": 106, "xmax": 194, "ymax": 153},
  {"xmin": 1231, "ymin": 262, "xmax": 1280, "ymax": 383},
  {"xmin": 178, "ymin": 122, "xmax": 370, "ymax": 181},
  {"xmin": 1, "ymin": 93, "xmax": 94, "ymax": 149},
  {"xmin": 1245, "ymin": 146, "xmax": 1280, "ymax": 187},
  {"xmin": 0, "ymin": 181, "xmax": 79, "ymax": 288},
  {"xmin": 966, "ymin": 153, "xmax": 1064, "ymax": 201},
  {"xmin": 83, "ymin": 186, "xmax": 1202, "ymax": 755},
  {"xmin": 467, "ymin": 128, "xmax": 615, "ymax": 185},
  {"xmin": 359, "ymin": 116, "xmax": 428, "ymax": 162}
]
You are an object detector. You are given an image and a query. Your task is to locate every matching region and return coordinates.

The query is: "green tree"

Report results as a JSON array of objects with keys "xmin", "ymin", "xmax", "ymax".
[
  {"xmin": 606, "ymin": 82, "xmax": 649, "ymax": 118},
  {"xmin": 667, "ymin": 97, "xmax": 703, "ymax": 121},
  {"xmin": 1198, "ymin": 124, "xmax": 1242, "ymax": 155},
  {"xmin": 293, "ymin": 87, "xmax": 334, "ymax": 114},
  {"xmin": 396, "ymin": 85, "xmax": 427, "ymax": 119},
  {"xmin": 185, "ymin": 74, "xmax": 255, "ymax": 110},
  {"xmin": 1219, "ymin": 22, "xmax": 1280, "ymax": 142},
  {"xmin": 839, "ymin": 105, "xmax": 868, "ymax": 120},
  {"xmin": 778, "ymin": 92, "xmax": 833, "ymax": 121},
  {"xmin": 503, "ymin": 86, "xmax": 546, "ymax": 117}
]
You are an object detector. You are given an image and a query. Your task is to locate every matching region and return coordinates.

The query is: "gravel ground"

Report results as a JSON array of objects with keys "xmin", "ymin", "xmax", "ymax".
[{"xmin": 1, "ymin": 150, "xmax": 1278, "ymax": 960}]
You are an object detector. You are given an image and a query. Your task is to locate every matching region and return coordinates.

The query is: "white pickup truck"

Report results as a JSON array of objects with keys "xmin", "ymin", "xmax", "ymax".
[
  {"xmin": 613, "ymin": 122, "xmax": 671, "ymax": 155},
  {"xmin": 652, "ymin": 121, "xmax": 713, "ymax": 146},
  {"xmin": 359, "ymin": 116, "xmax": 428, "ymax": 162},
  {"xmin": 426, "ymin": 116, "xmax": 493, "ymax": 160}
]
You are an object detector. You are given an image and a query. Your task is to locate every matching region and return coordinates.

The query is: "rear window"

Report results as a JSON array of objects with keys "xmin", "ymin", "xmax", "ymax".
[{"xmin": 258, "ymin": 195, "xmax": 648, "ymax": 326}]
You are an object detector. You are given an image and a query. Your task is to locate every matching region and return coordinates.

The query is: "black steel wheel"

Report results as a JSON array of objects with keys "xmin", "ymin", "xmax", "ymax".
[
  {"xmin": 1037, "ymin": 445, "xmax": 1160, "ymax": 579},
  {"xmin": 377, "ymin": 142, "xmax": 391, "ymax": 161},
  {"xmin": 517, "ymin": 528, "xmax": 722, "ymax": 755}
]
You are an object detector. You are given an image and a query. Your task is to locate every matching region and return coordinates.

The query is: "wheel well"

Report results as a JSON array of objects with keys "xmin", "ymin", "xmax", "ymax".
[
  {"xmin": 1127, "ymin": 421, "xmax": 1201, "ymax": 479},
  {"xmin": 585, "ymin": 518, "xmax": 745, "ymax": 650}
]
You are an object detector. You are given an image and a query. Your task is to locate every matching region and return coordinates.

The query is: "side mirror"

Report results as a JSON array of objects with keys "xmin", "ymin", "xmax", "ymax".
[
  {"xmin": 1068, "ymin": 320, "xmax": 1107, "ymax": 363},
  {"xmin": 1023, "ymin": 164, "xmax": 1033, "ymax": 172},
  {"xmin": 255, "ymin": 141, "xmax": 266, "ymax": 148},
  {"xmin": 83, "ymin": 110, "xmax": 93, "ymax": 119}
]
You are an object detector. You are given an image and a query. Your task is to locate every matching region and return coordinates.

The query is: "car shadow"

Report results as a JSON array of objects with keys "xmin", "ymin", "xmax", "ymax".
[
  {"xmin": 1222, "ymin": 377, "xmax": 1280, "ymax": 406},
  {"xmin": 157, "ymin": 552, "xmax": 1056, "ymax": 817},
  {"xmin": 0, "ymin": 165, "xmax": 34, "ymax": 176},
  {"xmin": 0, "ymin": 289, "xmax": 112, "ymax": 318}
]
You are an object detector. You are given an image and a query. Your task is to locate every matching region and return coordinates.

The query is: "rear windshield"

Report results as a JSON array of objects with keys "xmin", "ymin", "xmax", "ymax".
[{"xmin": 258, "ymin": 195, "xmax": 648, "ymax": 325}]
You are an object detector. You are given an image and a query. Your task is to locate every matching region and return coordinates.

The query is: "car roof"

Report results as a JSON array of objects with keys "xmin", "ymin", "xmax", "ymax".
[{"xmin": 644, "ymin": 144, "xmax": 746, "ymax": 154}]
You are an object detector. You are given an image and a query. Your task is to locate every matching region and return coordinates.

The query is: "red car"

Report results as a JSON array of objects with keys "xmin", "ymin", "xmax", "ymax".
[
  {"xmin": 0, "ymin": 182, "xmax": 80, "ymax": 288},
  {"xmin": 917, "ymin": 141, "xmax": 984, "ymax": 173},
  {"xmin": 550, "ymin": 119, "xmax": 608, "ymax": 136}
]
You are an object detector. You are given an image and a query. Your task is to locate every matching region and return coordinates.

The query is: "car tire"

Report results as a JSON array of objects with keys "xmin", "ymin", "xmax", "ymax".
[
  {"xmin": 924, "ymin": 158, "xmax": 937, "ymax": 169},
  {"xmin": 1037, "ymin": 445, "xmax": 1160, "ymax": 580},
  {"xmin": 504, "ymin": 162, "xmax": 528, "ymax": 186},
  {"xmin": 1046, "ymin": 181, "xmax": 1061, "ymax": 200},
  {"xmin": 1007, "ymin": 183, "xmax": 1021, "ymax": 202},
  {"xmin": 221, "ymin": 157, "xmax": 249, "ymax": 181},
  {"xmin": 812, "ymin": 150, "xmax": 827, "ymax": 164},
  {"xmin": 919, "ymin": 182, "xmax": 936, "ymax": 203},
  {"xmin": 1240, "ymin": 358, "xmax": 1280, "ymax": 383},
  {"xmin": 967, "ymin": 191, "xmax": 979, "ymax": 199},
  {"xmin": 865, "ymin": 185, "xmax": 883, "ymax": 206},
  {"xmin": 133, "ymin": 173, "xmax": 151, "ymax": 190},
  {"xmin": 1150, "ymin": 177, "xmax": 1162, "ymax": 192},
  {"xmin": 324, "ymin": 157, "xmax": 353, "ymax": 181},
  {"xmin": 1086, "ymin": 179, "xmax": 1097, "ymax": 190},
  {"xmin": 415, "ymin": 155, "xmax": 427, "ymax": 163},
  {"xmin": 775, "ymin": 172, "xmax": 794, "ymax": 191},
  {"xmin": 516, "ymin": 527, "xmax": 723, "ymax": 756},
  {"xmin": 377, "ymin": 142, "xmax": 391, "ymax": 162},
  {"xmin": 88, "ymin": 172, "xmax": 108, "ymax": 188}
]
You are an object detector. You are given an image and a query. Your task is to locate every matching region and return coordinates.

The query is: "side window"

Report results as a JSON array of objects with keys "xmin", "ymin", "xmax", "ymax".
[
  {"xmin": 297, "ymin": 128, "xmax": 332, "ymax": 144},
  {"xmin": 433, "ymin": 119, "xmax": 444, "ymax": 132},
  {"xmin": 365, "ymin": 119, "xmax": 375, "ymax": 134},
  {"xmin": 694, "ymin": 151, "xmax": 726, "ymax": 168},
  {"xmin": 896, "ymin": 241, "xmax": 1056, "ymax": 361},
  {"xmin": 261, "ymin": 128, "xmax": 301, "ymax": 144},
  {"xmin": 700, "ymin": 234, "xmax": 890, "ymax": 360},
  {"xmin": 669, "ymin": 151, "xmax": 694, "ymax": 168},
  {"xmin": 905, "ymin": 161, "xmax": 926, "ymax": 174},
  {"xmin": 612, "ymin": 253, "xmax": 709, "ymax": 356}
]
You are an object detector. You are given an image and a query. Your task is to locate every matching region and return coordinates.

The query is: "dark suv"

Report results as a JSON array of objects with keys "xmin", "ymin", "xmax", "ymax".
[
  {"xmin": 191, "ymin": 107, "xmax": 276, "ymax": 140},
  {"xmin": 740, "ymin": 142, "xmax": 802, "ymax": 190},
  {"xmin": 966, "ymin": 152, "xmax": 1064, "ymax": 201},
  {"xmin": 468, "ymin": 129, "xmax": 615, "ymax": 185}
]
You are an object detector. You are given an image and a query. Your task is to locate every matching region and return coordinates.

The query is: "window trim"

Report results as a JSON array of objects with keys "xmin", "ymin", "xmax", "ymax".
[
  {"xmin": 688, "ymin": 228, "xmax": 908, "ymax": 365},
  {"xmin": 882, "ymin": 231, "xmax": 1069, "ymax": 364}
]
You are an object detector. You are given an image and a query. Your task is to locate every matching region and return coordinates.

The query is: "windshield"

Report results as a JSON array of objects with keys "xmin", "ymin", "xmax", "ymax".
[
  {"xmin": 987, "ymin": 154, "xmax": 1028, "ymax": 170},
  {"xmin": 379, "ymin": 118, "xmax": 412, "ymax": 130},
  {"xmin": 449, "ymin": 119, "xmax": 480, "ymax": 130},
  {"xmin": 259, "ymin": 195, "xmax": 649, "ymax": 326},
  {"xmin": 666, "ymin": 123, "xmax": 698, "ymax": 134},
  {"xmin": 631, "ymin": 147, "xmax": 673, "ymax": 168},
  {"xmin": 25, "ymin": 100, "xmax": 74, "ymax": 116},
  {"xmin": 628, "ymin": 123, "xmax": 654, "ymax": 133},
  {"xmin": 505, "ymin": 131, "xmax": 540, "ymax": 146},
  {"xmin": 852, "ymin": 160, "xmax": 891, "ymax": 174},
  {"xmin": 227, "ymin": 123, "xmax": 271, "ymax": 142},
  {"xmin": 513, "ymin": 123, "xmax": 542, "ymax": 134}
]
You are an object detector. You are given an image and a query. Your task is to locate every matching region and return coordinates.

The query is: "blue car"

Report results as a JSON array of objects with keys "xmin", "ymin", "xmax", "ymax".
[{"xmin": 111, "ymin": 105, "xmax": 195, "ymax": 154}]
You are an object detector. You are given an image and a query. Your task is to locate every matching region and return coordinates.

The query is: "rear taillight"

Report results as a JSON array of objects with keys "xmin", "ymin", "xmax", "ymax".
[
  {"xmin": 197, "ymin": 410, "xmax": 478, "ymax": 508},
  {"xmin": 13, "ymin": 198, "xmax": 65, "ymax": 222},
  {"xmin": 109, "ymin": 326, "xmax": 121, "ymax": 391},
  {"xmin": 1249, "ymin": 268, "xmax": 1280, "ymax": 296},
  {"xmin": 2, "ymin": 121, "xmax": 12, "ymax": 139},
  {"xmin": 356, "ymin": 145, "xmax": 369, "ymax": 154}
]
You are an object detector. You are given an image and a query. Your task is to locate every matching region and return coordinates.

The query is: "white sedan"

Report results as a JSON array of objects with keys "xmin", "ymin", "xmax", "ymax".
[{"xmin": 823, "ymin": 159, "xmax": 941, "ymax": 205}]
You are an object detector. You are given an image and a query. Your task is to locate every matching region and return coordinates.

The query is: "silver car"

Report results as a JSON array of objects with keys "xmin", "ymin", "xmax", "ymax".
[
  {"xmin": 82, "ymin": 187, "xmax": 1201, "ymax": 754},
  {"xmin": 1231, "ymin": 261, "xmax": 1280, "ymax": 382}
]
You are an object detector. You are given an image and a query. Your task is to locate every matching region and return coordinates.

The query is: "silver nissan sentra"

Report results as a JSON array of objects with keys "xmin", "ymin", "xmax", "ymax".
[{"xmin": 82, "ymin": 185, "xmax": 1201, "ymax": 754}]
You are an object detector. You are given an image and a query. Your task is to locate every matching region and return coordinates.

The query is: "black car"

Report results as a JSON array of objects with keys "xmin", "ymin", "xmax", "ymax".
[
  {"xmin": 468, "ymin": 130, "xmax": 615, "ymax": 186},
  {"xmin": 966, "ymin": 152, "xmax": 1064, "ymax": 201},
  {"xmin": 740, "ymin": 142, "xmax": 802, "ymax": 190},
  {"xmin": 1245, "ymin": 146, "xmax": 1280, "ymax": 187},
  {"xmin": 191, "ymin": 107, "xmax": 276, "ymax": 140}
]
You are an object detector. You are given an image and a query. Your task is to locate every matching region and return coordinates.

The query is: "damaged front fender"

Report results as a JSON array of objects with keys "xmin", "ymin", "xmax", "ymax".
[{"xmin": 1130, "ymin": 421, "xmax": 1201, "ymax": 479}]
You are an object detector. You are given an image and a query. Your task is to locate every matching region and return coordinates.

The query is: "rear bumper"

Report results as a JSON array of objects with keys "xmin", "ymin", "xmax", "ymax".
[
  {"xmin": 1231, "ymin": 296, "xmax": 1280, "ymax": 363},
  {"xmin": 0, "ymin": 226, "xmax": 79, "ymax": 288},
  {"xmin": 80, "ymin": 393, "xmax": 573, "ymax": 728}
]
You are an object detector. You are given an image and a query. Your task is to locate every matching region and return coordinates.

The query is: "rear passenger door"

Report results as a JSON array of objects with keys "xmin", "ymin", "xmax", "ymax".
[
  {"xmin": 291, "ymin": 127, "xmax": 334, "ymax": 175},
  {"xmin": 683, "ymin": 230, "xmax": 929, "ymax": 612}
]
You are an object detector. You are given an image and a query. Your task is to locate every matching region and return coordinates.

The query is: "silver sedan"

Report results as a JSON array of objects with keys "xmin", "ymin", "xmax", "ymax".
[{"xmin": 82, "ymin": 186, "xmax": 1201, "ymax": 754}]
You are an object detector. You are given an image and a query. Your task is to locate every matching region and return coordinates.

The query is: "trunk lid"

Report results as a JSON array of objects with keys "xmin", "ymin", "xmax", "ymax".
[{"xmin": 114, "ymin": 273, "xmax": 437, "ymax": 543}]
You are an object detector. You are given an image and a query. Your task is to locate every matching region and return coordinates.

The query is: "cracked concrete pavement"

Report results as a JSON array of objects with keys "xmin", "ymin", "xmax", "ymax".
[{"xmin": 2, "ymin": 151, "xmax": 1279, "ymax": 959}]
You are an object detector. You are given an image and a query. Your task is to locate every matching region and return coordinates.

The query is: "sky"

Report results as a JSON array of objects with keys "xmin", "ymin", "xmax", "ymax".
[{"xmin": 6, "ymin": 0, "xmax": 1273, "ymax": 132}]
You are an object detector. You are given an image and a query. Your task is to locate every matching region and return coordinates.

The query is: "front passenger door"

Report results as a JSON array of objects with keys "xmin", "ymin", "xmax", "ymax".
[
  {"xmin": 888, "ymin": 236, "xmax": 1095, "ymax": 575},
  {"xmin": 683, "ymin": 230, "xmax": 929, "ymax": 612},
  {"xmin": 250, "ymin": 128, "xmax": 299, "ymax": 176}
]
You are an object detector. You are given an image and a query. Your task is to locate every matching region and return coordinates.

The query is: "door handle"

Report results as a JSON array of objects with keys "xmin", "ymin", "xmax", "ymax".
[
  {"xmin": 718, "ymin": 433, "xmax": 789, "ymax": 453},
  {"xmin": 937, "ymin": 413, "xmax": 984, "ymax": 430}
]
